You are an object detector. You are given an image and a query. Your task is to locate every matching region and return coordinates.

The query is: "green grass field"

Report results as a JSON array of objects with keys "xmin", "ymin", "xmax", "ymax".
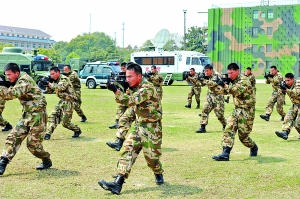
[{"xmin": 0, "ymin": 81, "xmax": 300, "ymax": 199}]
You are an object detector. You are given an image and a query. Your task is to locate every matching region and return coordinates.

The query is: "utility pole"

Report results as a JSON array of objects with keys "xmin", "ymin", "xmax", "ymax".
[
  {"xmin": 122, "ymin": 22, "xmax": 125, "ymax": 48},
  {"xmin": 183, "ymin": 10, "xmax": 187, "ymax": 50}
]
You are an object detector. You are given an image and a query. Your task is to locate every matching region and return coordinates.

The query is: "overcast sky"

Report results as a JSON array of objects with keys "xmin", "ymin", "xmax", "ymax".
[{"xmin": 1, "ymin": 0, "xmax": 269, "ymax": 47}]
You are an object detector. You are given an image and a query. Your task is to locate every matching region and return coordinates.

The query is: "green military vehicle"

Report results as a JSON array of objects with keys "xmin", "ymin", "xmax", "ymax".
[
  {"xmin": 69, "ymin": 58, "xmax": 89, "ymax": 74},
  {"xmin": 0, "ymin": 47, "xmax": 53, "ymax": 84}
]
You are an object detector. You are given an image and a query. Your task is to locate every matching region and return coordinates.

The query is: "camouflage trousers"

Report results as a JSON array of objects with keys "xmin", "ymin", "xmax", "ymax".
[
  {"xmin": 74, "ymin": 91, "xmax": 86, "ymax": 118},
  {"xmin": 187, "ymin": 86, "xmax": 201, "ymax": 106},
  {"xmin": 200, "ymin": 94, "xmax": 226, "ymax": 126},
  {"xmin": 222, "ymin": 107, "xmax": 256, "ymax": 148},
  {"xmin": 116, "ymin": 107, "xmax": 135, "ymax": 140},
  {"xmin": 155, "ymin": 86, "xmax": 163, "ymax": 101},
  {"xmin": 282, "ymin": 104, "xmax": 300, "ymax": 133},
  {"xmin": 117, "ymin": 121, "xmax": 163, "ymax": 179},
  {"xmin": 47, "ymin": 100, "xmax": 80, "ymax": 135},
  {"xmin": 1, "ymin": 110, "xmax": 50, "ymax": 161},
  {"xmin": 115, "ymin": 104, "xmax": 128, "ymax": 121},
  {"xmin": 0, "ymin": 100, "xmax": 8, "ymax": 126},
  {"xmin": 265, "ymin": 91, "xmax": 285, "ymax": 117}
]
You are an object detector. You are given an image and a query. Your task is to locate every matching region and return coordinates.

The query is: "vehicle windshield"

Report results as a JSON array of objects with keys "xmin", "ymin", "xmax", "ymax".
[
  {"xmin": 32, "ymin": 61, "xmax": 53, "ymax": 71},
  {"xmin": 111, "ymin": 65, "xmax": 121, "ymax": 73},
  {"xmin": 200, "ymin": 57, "xmax": 212, "ymax": 66}
]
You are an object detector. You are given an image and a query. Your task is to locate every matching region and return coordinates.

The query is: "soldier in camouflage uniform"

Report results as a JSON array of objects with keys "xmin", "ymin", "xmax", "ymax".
[
  {"xmin": 43, "ymin": 66, "xmax": 82, "ymax": 140},
  {"xmin": 244, "ymin": 67, "xmax": 256, "ymax": 101},
  {"xmin": 195, "ymin": 64, "xmax": 226, "ymax": 133},
  {"xmin": 99, "ymin": 62, "xmax": 164, "ymax": 195},
  {"xmin": 147, "ymin": 65, "xmax": 163, "ymax": 100},
  {"xmin": 0, "ymin": 63, "xmax": 52, "ymax": 175},
  {"xmin": 109, "ymin": 62, "xmax": 127, "ymax": 129},
  {"xmin": 185, "ymin": 68, "xmax": 201, "ymax": 109},
  {"xmin": 63, "ymin": 65, "xmax": 87, "ymax": 122},
  {"xmin": 212, "ymin": 63, "xmax": 258, "ymax": 161},
  {"xmin": 260, "ymin": 65, "xmax": 286, "ymax": 121},
  {"xmin": 0, "ymin": 100, "xmax": 12, "ymax": 132},
  {"xmin": 275, "ymin": 73, "xmax": 300, "ymax": 140}
]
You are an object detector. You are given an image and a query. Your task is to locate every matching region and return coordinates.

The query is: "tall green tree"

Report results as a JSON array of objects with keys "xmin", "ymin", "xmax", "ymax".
[{"xmin": 182, "ymin": 26, "xmax": 206, "ymax": 53}]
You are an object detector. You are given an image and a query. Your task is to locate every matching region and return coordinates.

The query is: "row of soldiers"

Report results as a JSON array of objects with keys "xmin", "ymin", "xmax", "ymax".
[{"xmin": 0, "ymin": 63, "xmax": 87, "ymax": 175}]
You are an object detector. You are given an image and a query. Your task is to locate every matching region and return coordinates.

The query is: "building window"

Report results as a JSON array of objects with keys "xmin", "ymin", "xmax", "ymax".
[
  {"xmin": 17, "ymin": 34, "xmax": 19, "ymax": 37},
  {"xmin": 260, "ymin": 12, "xmax": 265, "ymax": 18},
  {"xmin": 253, "ymin": 10, "xmax": 258, "ymax": 19},
  {"xmin": 252, "ymin": 44, "xmax": 257, "ymax": 53},
  {"xmin": 21, "ymin": 43, "xmax": 24, "ymax": 47},
  {"xmin": 266, "ymin": 44, "xmax": 272, "ymax": 52},
  {"xmin": 38, "ymin": 44, "xmax": 41, "ymax": 48},
  {"xmin": 27, "ymin": 43, "xmax": 30, "ymax": 48},
  {"xmin": 266, "ymin": 61, "xmax": 272, "ymax": 69},
  {"xmin": 267, "ymin": 27, "xmax": 273, "ymax": 35},
  {"xmin": 267, "ymin": 10, "xmax": 273, "ymax": 19},
  {"xmin": 252, "ymin": 27, "xmax": 258, "ymax": 37},
  {"xmin": 33, "ymin": 43, "xmax": 36, "ymax": 48},
  {"xmin": 259, "ymin": 46, "xmax": 265, "ymax": 52},
  {"xmin": 44, "ymin": 44, "xmax": 48, "ymax": 48},
  {"xmin": 14, "ymin": 42, "xmax": 18, "ymax": 47}
]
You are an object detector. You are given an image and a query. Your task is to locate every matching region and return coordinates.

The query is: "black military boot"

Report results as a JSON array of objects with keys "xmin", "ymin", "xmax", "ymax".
[
  {"xmin": 185, "ymin": 104, "xmax": 191, "ymax": 108},
  {"xmin": 36, "ymin": 159, "xmax": 52, "ymax": 170},
  {"xmin": 198, "ymin": 113, "xmax": 202, "ymax": 117},
  {"xmin": 81, "ymin": 115, "xmax": 87, "ymax": 122},
  {"xmin": 275, "ymin": 130, "xmax": 289, "ymax": 140},
  {"xmin": 280, "ymin": 116, "xmax": 284, "ymax": 121},
  {"xmin": 222, "ymin": 125, "xmax": 226, "ymax": 131},
  {"xmin": 224, "ymin": 98, "xmax": 229, "ymax": 103},
  {"xmin": 212, "ymin": 146, "xmax": 232, "ymax": 161},
  {"xmin": 106, "ymin": 138, "xmax": 124, "ymax": 151},
  {"xmin": 154, "ymin": 174, "xmax": 164, "ymax": 185},
  {"xmin": 72, "ymin": 130, "xmax": 82, "ymax": 138},
  {"xmin": 260, "ymin": 114, "xmax": 270, "ymax": 121},
  {"xmin": 98, "ymin": 175, "xmax": 125, "ymax": 195},
  {"xmin": 195, "ymin": 124, "xmax": 206, "ymax": 133},
  {"xmin": 109, "ymin": 120, "xmax": 119, "ymax": 129},
  {"xmin": 44, "ymin": 134, "xmax": 51, "ymax": 140},
  {"xmin": 0, "ymin": 157, "xmax": 9, "ymax": 175},
  {"xmin": 2, "ymin": 123, "xmax": 12, "ymax": 132},
  {"xmin": 298, "ymin": 135, "xmax": 300, "ymax": 139},
  {"xmin": 250, "ymin": 144, "xmax": 258, "ymax": 156},
  {"xmin": 196, "ymin": 104, "xmax": 200, "ymax": 109}
]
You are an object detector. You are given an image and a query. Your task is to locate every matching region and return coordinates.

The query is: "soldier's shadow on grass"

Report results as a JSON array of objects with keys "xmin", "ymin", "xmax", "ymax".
[
  {"xmin": 34, "ymin": 168, "xmax": 80, "ymax": 178},
  {"xmin": 243, "ymin": 155, "xmax": 286, "ymax": 164},
  {"xmin": 121, "ymin": 182, "xmax": 202, "ymax": 197}
]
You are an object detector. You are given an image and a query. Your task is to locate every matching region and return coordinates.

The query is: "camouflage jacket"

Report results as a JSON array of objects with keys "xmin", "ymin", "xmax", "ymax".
[
  {"xmin": 218, "ymin": 75, "xmax": 255, "ymax": 108},
  {"xmin": 115, "ymin": 77, "xmax": 162, "ymax": 123},
  {"xmin": 245, "ymin": 73, "xmax": 256, "ymax": 89},
  {"xmin": 186, "ymin": 73, "xmax": 201, "ymax": 87},
  {"xmin": 64, "ymin": 70, "xmax": 81, "ymax": 92},
  {"xmin": 266, "ymin": 72, "xmax": 283, "ymax": 92},
  {"xmin": 201, "ymin": 71, "xmax": 223, "ymax": 96},
  {"xmin": 46, "ymin": 74, "xmax": 77, "ymax": 101},
  {"xmin": 147, "ymin": 71, "xmax": 163, "ymax": 88},
  {"xmin": 286, "ymin": 80, "xmax": 300, "ymax": 105},
  {"xmin": 0, "ymin": 72, "xmax": 47, "ymax": 112}
]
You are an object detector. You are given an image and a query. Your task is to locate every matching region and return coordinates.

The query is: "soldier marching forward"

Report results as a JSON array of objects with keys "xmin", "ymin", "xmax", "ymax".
[
  {"xmin": 275, "ymin": 73, "xmax": 300, "ymax": 140},
  {"xmin": 260, "ymin": 65, "xmax": 286, "ymax": 121},
  {"xmin": 212, "ymin": 63, "xmax": 258, "ymax": 161},
  {"xmin": 63, "ymin": 65, "xmax": 87, "ymax": 122},
  {"xmin": 195, "ymin": 64, "xmax": 226, "ymax": 133},
  {"xmin": 98, "ymin": 62, "xmax": 164, "ymax": 195},
  {"xmin": 146, "ymin": 65, "xmax": 163, "ymax": 100},
  {"xmin": 43, "ymin": 66, "xmax": 82, "ymax": 140},
  {"xmin": 185, "ymin": 68, "xmax": 201, "ymax": 109},
  {"xmin": 0, "ymin": 63, "xmax": 51, "ymax": 175}
]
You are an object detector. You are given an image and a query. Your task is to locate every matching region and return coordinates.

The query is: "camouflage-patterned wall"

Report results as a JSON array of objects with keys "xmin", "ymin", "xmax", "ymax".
[{"xmin": 207, "ymin": 4, "xmax": 300, "ymax": 77}]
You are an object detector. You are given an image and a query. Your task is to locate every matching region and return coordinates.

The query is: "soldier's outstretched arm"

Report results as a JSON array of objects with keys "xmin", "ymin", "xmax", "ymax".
[
  {"xmin": 0, "ymin": 80, "xmax": 30, "ymax": 100},
  {"xmin": 49, "ymin": 80, "xmax": 68, "ymax": 91},
  {"xmin": 115, "ymin": 86, "xmax": 155, "ymax": 107}
]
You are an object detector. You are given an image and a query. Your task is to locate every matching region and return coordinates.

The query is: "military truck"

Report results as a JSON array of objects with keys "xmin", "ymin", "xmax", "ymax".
[
  {"xmin": 0, "ymin": 47, "xmax": 53, "ymax": 84},
  {"xmin": 69, "ymin": 58, "xmax": 89, "ymax": 74}
]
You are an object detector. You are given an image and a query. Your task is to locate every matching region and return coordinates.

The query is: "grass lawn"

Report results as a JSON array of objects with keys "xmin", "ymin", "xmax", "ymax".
[{"xmin": 0, "ymin": 80, "xmax": 299, "ymax": 199}]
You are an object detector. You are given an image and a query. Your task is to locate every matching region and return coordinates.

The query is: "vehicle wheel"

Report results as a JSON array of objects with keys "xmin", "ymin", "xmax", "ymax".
[
  {"xmin": 168, "ymin": 79, "xmax": 174, "ymax": 85},
  {"xmin": 87, "ymin": 79, "xmax": 96, "ymax": 89},
  {"xmin": 100, "ymin": 86, "xmax": 106, "ymax": 89}
]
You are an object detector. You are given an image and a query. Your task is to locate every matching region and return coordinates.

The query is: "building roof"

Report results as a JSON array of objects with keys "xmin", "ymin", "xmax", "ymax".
[{"xmin": 0, "ymin": 25, "xmax": 50, "ymax": 37}]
